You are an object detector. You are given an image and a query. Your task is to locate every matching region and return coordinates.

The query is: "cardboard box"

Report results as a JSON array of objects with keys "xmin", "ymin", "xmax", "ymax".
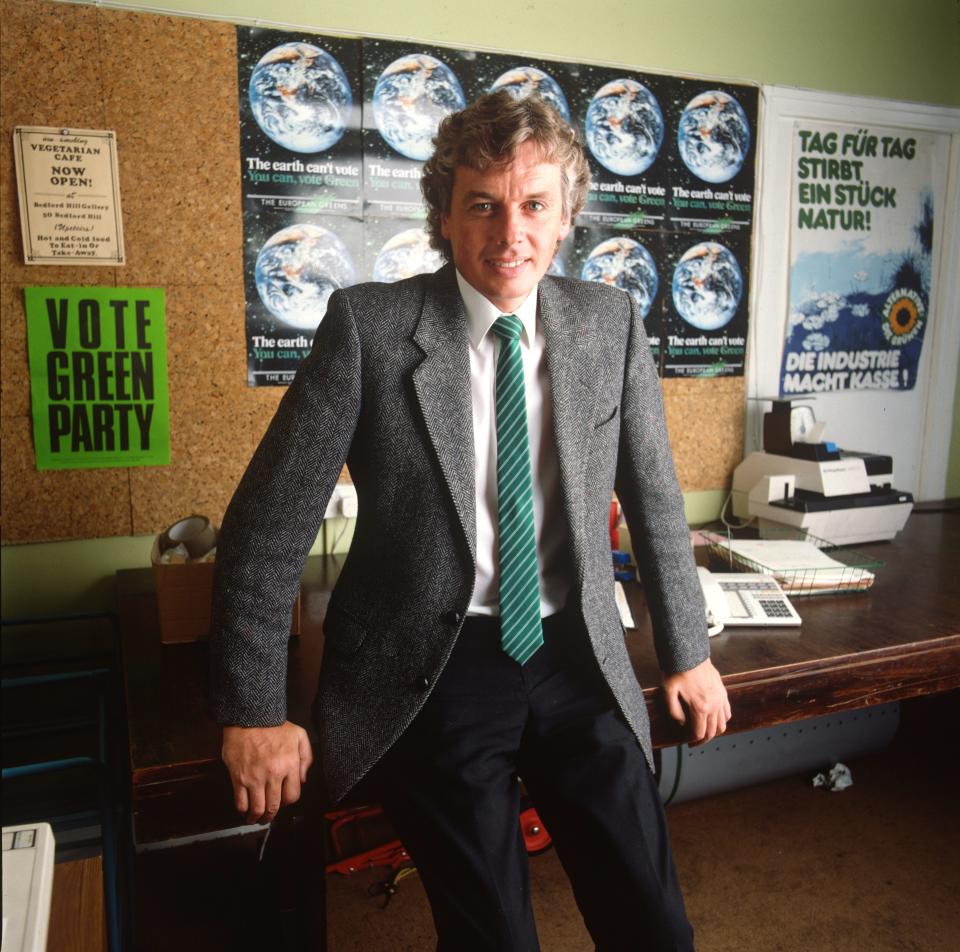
[{"xmin": 151, "ymin": 560, "xmax": 302, "ymax": 644}]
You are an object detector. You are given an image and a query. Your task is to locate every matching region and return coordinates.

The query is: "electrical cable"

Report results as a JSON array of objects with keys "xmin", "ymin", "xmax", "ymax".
[{"xmin": 718, "ymin": 490, "xmax": 755, "ymax": 532}]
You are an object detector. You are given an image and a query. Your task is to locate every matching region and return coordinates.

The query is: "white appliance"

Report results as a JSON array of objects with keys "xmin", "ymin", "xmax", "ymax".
[
  {"xmin": 731, "ymin": 400, "xmax": 913, "ymax": 544},
  {"xmin": 2, "ymin": 823, "xmax": 56, "ymax": 952}
]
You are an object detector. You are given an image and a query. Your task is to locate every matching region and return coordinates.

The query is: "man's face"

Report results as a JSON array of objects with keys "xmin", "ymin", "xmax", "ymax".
[{"xmin": 441, "ymin": 140, "xmax": 571, "ymax": 314}]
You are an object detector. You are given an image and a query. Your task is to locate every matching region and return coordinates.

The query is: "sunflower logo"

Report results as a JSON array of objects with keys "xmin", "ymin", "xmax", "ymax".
[{"xmin": 881, "ymin": 288, "xmax": 925, "ymax": 346}]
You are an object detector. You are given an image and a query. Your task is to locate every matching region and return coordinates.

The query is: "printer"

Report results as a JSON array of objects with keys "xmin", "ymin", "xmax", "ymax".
[{"xmin": 731, "ymin": 400, "xmax": 913, "ymax": 545}]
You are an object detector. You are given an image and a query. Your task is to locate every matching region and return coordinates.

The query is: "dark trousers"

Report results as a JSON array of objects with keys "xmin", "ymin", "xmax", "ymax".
[{"xmin": 370, "ymin": 609, "xmax": 695, "ymax": 952}]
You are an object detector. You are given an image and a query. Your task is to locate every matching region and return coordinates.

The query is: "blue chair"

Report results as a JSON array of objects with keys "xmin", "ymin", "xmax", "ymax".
[{"xmin": 2, "ymin": 612, "xmax": 125, "ymax": 952}]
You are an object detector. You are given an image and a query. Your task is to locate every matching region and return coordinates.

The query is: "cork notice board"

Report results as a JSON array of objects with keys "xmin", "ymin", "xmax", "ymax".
[{"xmin": 0, "ymin": 0, "xmax": 744, "ymax": 545}]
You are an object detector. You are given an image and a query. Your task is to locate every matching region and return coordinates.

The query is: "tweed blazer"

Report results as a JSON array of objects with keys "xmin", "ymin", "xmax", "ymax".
[{"xmin": 209, "ymin": 263, "xmax": 709, "ymax": 804}]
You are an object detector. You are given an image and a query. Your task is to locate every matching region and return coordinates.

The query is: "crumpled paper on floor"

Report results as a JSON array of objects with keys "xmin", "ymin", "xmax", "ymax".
[{"xmin": 812, "ymin": 762, "xmax": 854, "ymax": 792}]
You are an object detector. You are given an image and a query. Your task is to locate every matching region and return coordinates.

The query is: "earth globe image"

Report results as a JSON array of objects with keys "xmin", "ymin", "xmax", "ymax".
[
  {"xmin": 677, "ymin": 90, "xmax": 750, "ymax": 183},
  {"xmin": 580, "ymin": 237, "xmax": 659, "ymax": 318},
  {"xmin": 489, "ymin": 67, "xmax": 570, "ymax": 122},
  {"xmin": 585, "ymin": 79, "xmax": 664, "ymax": 177},
  {"xmin": 248, "ymin": 42, "xmax": 352, "ymax": 153},
  {"xmin": 671, "ymin": 241, "xmax": 742, "ymax": 330},
  {"xmin": 373, "ymin": 228, "xmax": 444, "ymax": 282},
  {"xmin": 255, "ymin": 223, "xmax": 355, "ymax": 330},
  {"xmin": 547, "ymin": 255, "xmax": 566, "ymax": 277},
  {"xmin": 373, "ymin": 54, "xmax": 466, "ymax": 161}
]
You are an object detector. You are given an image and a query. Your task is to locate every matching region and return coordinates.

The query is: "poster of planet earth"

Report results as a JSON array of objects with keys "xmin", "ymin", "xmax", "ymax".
[
  {"xmin": 238, "ymin": 28, "xmax": 364, "ymax": 385},
  {"xmin": 473, "ymin": 54, "xmax": 576, "ymax": 126},
  {"xmin": 361, "ymin": 39, "xmax": 476, "ymax": 218},
  {"xmin": 663, "ymin": 79, "xmax": 758, "ymax": 237},
  {"xmin": 238, "ymin": 28, "xmax": 362, "ymax": 215},
  {"xmin": 243, "ymin": 210, "xmax": 362, "ymax": 386},
  {"xmin": 571, "ymin": 227, "xmax": 665, "ymax": 363},
  {"xmin": 660, "ymin": 228, "xmax": 751, "ymax": 377},
  {"xmin": 236, "ymin": 26, "xmax": 759, "ymax": 385},
  {"xmin": 569, "ymin": 65, "xmax": 674, "ymax": 230},
  {"xmin": 362, "ymin": 218, "xmax": 445, "ymax": 284}
]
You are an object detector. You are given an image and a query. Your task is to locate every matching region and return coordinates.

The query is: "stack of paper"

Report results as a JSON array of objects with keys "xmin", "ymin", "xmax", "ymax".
[{"xmin": 711, "ymin": 539, "xmax": 875, "ymax": 595}]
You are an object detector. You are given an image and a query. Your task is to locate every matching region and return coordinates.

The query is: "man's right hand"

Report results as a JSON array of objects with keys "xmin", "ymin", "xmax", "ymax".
[{"xmin": 221, "ymin": 721, "xmax": 314, "ymax": 825}]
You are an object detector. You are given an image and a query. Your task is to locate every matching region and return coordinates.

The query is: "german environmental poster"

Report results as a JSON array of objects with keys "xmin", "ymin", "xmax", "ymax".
[
  {"xmin": 237, "ymin": 27, "xmax": 362, "ymax": 386},
  {"xmin": 780, "ymin": 122, "xmax": 934, "ymax": 395},
  {"xmin": 13, "ymin": 126, "xmax": 125, "ymax": 266},
  {"xmin": 24, "ymin": 287, "xmax": 169, "ymax": 470}
]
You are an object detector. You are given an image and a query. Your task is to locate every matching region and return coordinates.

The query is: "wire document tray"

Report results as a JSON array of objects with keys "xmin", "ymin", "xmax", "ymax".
[{"xmin": 701, "ymin": 526, "xmax": 883, "ymax": 596}]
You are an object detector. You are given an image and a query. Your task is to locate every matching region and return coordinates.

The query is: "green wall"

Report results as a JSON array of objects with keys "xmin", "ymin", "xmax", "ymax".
[
  {"xmin": 106, "ymin": 0, "xmax": 960, "ymax": 107},
  {"xmin": 0, "ymin": 517, "xmax": 355, "ymax": 618},
  {"xmin": 3, "ymin": 0, "xmax": 959, "ymax": 617}
]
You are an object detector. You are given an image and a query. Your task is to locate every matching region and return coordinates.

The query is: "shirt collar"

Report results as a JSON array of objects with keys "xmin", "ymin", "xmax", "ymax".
[{"xmin": 455, "ymin": 269, "xmax": 538, "ymax": 350}]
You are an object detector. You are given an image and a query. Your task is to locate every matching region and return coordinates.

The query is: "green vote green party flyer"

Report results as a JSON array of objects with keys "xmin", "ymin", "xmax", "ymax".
[{"xmin": 24, "ymin": 286, "xmax": 170, "ymax": 470}]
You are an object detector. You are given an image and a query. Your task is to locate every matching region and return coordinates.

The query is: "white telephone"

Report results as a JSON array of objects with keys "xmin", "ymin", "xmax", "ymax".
[{"xmin": 697, "ymin": 566, "xmax": 801, "ymax": 636}]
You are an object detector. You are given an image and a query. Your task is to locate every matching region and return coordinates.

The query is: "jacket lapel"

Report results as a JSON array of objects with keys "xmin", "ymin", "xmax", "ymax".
[
  {"xmin": 538, "ymin": 277, "xmax": 599, "ymax": 581},
  {"xmin": 412, "ymin": 265, "xmax": 477, "ymax": 562}
]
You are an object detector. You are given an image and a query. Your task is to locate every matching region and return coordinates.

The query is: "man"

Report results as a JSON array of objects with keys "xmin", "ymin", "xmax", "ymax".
[{"xmin": 210, "ymin": 91, "xmax": 729, "ymax": 950}]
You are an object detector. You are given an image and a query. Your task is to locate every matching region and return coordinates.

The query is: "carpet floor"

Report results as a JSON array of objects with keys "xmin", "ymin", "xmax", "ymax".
[{"xmin": 325, "ymin": 692, "xmax": 959, "ymax": 951}]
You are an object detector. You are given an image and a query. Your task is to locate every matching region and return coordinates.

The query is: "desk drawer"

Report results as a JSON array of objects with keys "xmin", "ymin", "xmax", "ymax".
[{"xmin": 132, "ymin": 763, "xmax": 240, "ymax": 844}]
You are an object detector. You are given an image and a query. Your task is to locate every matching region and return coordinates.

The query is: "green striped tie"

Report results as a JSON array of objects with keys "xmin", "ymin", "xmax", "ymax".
[{"xmin": 491, "ymin": 315, "xmax": 543, "ymax": 665}]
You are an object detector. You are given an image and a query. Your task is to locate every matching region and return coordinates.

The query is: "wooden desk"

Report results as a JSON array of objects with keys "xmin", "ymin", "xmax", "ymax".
[
  {"xmin": 630, "ymin": 506, "xmax": 960, "ymax": 746},
  {"xmin": 117, "ymin": 508, "xmax": 960, "ymax": 846}
]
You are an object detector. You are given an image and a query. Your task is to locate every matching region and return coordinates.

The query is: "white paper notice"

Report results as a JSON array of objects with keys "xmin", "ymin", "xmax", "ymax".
[{"xmin": 13, "ymin": 126, "xmax": 125, "ymax": 265}]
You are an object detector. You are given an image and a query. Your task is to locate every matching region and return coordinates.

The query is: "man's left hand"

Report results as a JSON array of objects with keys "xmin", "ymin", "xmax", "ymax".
[{"xmin": 662, "ymin": 658, "xmax": 731, "ymax": 745}]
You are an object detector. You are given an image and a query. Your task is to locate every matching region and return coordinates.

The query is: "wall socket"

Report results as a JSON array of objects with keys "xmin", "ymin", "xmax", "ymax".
[{"xmin": 323, "ymin": 484, "xmax": 358, "ymax": 520}]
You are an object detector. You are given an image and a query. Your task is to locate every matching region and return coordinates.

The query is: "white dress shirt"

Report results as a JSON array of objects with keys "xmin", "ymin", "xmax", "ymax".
[{"xmin": 456, "ymin": 271, "xmax": 571, "ymax": 618}]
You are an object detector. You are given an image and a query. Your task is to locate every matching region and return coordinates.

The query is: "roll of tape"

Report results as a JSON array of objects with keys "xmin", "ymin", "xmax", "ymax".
[{"xmin": 159, "ymin": 515, "xmax": 217, "ymax": 560}]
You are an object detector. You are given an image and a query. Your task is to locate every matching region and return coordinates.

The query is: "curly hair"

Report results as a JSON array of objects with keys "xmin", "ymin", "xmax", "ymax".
[{"xmin": 421, "ymin": 90, "xmax": 590, "ymax": 260}]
